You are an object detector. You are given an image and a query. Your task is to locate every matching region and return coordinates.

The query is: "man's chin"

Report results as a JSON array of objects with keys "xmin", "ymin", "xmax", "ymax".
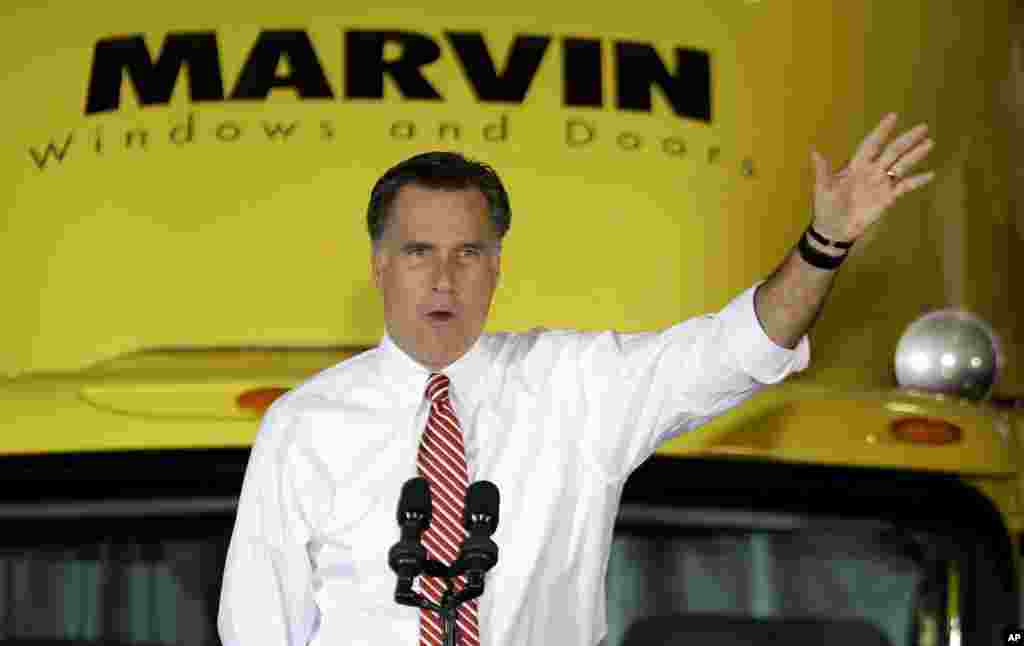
[
  {"xmin": 407, "ymin": 339, "xmax": 461, "ymax": 371},
  {"xmin": 417, "ymin": 333, "xmax": 483, "ymax": 370}
]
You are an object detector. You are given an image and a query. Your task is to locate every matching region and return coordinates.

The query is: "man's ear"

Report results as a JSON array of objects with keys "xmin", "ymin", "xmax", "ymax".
[
  {"xmin": 491, "ymin": 246, "xmax": 503, "ymax": 277},
  {"xmin": 370, "ymin": 247, "xmax": 385, "ymax": 290}
]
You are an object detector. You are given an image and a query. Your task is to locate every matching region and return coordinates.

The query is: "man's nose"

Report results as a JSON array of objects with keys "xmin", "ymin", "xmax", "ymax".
[{"xmin": 431, "ymin": 256, "xmax": 456, "ymax": 291}]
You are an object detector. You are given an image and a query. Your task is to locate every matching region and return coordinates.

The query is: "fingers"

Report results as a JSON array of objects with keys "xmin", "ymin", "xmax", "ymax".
[
  {"xmin": 893, "ymin": 171, "xmax": 936, "ymax": 198},
  {"xmin": 850, "ymin": 113, "xmax": 899, "ymax": 167},
  {"xmin": 891, "ymin": 135, "xmax": 933, "ymax": 177},
  {"xmin": 853, "ymin": 112, "xmax": 935, "ymax": 198},
  {"xmin": 876, "ymin": 124, "xmax": 931, "ymax": 174}
]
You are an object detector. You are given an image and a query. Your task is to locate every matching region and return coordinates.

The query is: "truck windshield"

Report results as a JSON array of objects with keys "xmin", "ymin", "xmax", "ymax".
[
  {"xmin": 0, "ymin": 509, "xmax": 961, "ymax": 646},
  {"xmin": 606, "ymin": 507, "xmax": 958, "ymax": 646},
  {"xmin": 0, "ymin": 451, "xmax": 1013, "ymax": 646},
  {"xmin": 611, "ymin": 456, "xmax": 1018, "ymax": 646}
]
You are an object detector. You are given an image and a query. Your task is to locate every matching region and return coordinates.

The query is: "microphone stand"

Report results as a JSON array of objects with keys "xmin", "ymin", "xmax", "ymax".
[
  {"xmin": 440, "ymin": 581, "xmax": 458, "ymax": 646},
  {"xmin": 394, "ymin": 560, "xmax": 486, "ymax": 646}
]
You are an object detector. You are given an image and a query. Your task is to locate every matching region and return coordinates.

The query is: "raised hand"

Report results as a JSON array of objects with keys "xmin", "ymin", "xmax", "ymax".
[{"xmin": 811, "ymin": 113, "xmax": 935, "ymax": 242}]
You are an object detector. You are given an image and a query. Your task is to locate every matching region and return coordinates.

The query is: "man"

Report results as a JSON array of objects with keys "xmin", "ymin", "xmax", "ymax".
[{"xmin": 218, "ymin": 113, "xmax": 934, "ymax": 646}]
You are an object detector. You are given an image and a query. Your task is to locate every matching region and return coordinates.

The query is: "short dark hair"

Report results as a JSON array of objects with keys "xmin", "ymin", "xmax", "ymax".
[{"xmin": 367, "ymin": 151, "xmax": 511, "ymax": 247}]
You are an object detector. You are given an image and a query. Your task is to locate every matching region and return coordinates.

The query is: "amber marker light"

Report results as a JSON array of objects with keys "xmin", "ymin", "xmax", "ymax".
[
  {"xmin": 237, "ymin": 387, "xmax": 290, "ymax": 415},
  {"xmin": 890, "ymin": 417, "xmax": 962, "ymax": 445}
]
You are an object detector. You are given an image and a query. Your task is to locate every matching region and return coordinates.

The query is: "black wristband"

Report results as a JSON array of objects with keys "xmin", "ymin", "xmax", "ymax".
[
  {"xmin": 807, "ymin": 224, "xmax": 855, "ymax": 249},
  {"xmin": 798, "ymin": 231, "xmax": 846, "ymax": 270}
]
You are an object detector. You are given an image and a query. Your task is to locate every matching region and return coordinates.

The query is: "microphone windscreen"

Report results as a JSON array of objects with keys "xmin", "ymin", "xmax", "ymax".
[
  {"xmin": 397, "ymin": 477, "xmax": 432, "ymax": 524},
  {"xmin": 465, "ymin": 480, "xmax": 500, "ymax": 533}
]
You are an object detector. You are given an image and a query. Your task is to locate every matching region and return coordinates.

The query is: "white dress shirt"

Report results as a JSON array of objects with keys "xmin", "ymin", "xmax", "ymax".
[{"xmin": 218, "ymin": 282, "xmax": 810, "ymax": 646}]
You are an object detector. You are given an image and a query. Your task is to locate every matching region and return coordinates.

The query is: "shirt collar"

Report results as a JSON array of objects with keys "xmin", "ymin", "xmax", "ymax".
[{"xmin": 376, "ymin": 328, "xmax": 492, "ymax": 411}]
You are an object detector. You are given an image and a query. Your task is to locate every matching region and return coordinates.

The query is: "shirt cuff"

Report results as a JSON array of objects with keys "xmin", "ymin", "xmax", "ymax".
[{"xmin": 716, "ymin": 280, "xmax": 811, "ymax": 384}]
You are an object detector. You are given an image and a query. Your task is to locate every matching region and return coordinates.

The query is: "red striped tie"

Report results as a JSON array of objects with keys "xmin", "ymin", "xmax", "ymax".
[{"xmin": 417, "ymin": 373, "xmax": 480, "ymax": 646}]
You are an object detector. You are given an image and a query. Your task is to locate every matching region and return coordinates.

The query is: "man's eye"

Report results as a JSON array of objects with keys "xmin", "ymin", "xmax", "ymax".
[
  {"xmin": 407, "ymin": 247, "xmax": 427, "ymax": 256},
  {"xmin": 461, "ymin": 248, "xmax": 481, "ymax": 257}
]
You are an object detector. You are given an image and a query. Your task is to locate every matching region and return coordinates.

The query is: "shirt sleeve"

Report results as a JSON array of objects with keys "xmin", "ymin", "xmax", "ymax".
[
  {"xmin": 576, "ymin": 280, "xmax": 810, "ymax": 484},
  {"xmin": 218, "ymin": 400, "xmax": 328, "ymax": 646}
]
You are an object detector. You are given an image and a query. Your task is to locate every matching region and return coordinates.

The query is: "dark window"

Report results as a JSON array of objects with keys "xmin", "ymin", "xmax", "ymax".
[
  {"xmin": 0, "ymin": 516, "xmax": 231, "ymax": 645},
  {"xmin": 0, "ymin": 449, "xmax": 245, "ymax": 646},
  {"xmin": 612, "ymin": 456, "xmax": 1018, "ymax": 646},
  {"xmin": 606, "ymin": 508, "xmax": 956, "ymax": 646},
  {"xmin": 0, "ymin": 451, "xmax": 1015, "ymax": 645}
]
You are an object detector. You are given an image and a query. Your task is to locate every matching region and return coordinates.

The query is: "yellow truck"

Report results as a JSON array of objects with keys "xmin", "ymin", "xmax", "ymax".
[{"xmin": 0, "ymin": 1, "xmax": 1020, "ymax": 645}]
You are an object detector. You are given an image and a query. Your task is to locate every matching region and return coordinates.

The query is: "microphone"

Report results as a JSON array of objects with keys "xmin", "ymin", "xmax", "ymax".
[
  {"xmin": 453, "ymin": 480, "xmax": 500, "ymax": 588},
  {"xmin": 388, "ymin": 477, "xmax": 431, "ymax": 586},
  {"xmin": 389, "ymin": 478, "xmax": 500, "ymax": 617}
]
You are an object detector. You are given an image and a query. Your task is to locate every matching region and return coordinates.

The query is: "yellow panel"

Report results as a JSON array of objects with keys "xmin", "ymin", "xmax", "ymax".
[
  {"xmin": 0, "ymin": 3, "xmax": 1018, "ymax": 391},
  {"xmin": 658, "ymin": 382, "xmax": 1017, "ymax": 476}
]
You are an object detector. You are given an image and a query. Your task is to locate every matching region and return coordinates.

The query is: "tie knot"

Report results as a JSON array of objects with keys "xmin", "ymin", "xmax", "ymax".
[{"xmin": 425, "ymin": 373, "xmax": 450, "ymax": 404}]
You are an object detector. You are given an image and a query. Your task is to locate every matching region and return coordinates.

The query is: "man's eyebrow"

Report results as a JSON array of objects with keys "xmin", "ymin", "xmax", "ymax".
[
  {"xmin": 400, "ymin": 240, "xmax": 435, "ymax": 250},
  {"xmin": 399, "ymin": 240, "xmax": 492, "ymax": 250}
]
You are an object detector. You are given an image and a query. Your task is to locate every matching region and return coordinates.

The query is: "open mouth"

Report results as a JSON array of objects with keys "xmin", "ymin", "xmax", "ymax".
[{"xmin": 426, "ymin": 310, "xmax": 455, "ymax": 323}]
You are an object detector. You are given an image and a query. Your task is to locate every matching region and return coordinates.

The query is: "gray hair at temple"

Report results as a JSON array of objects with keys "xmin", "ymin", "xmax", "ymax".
[{"xmin": 366, "ymin": 151, "xmax": 512, "ymax": 251}]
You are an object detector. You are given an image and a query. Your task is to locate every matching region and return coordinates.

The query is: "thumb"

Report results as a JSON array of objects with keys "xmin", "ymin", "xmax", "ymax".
[{"xmin": 811, "ymin": 149, "xmax": 830, "ymax": 189}]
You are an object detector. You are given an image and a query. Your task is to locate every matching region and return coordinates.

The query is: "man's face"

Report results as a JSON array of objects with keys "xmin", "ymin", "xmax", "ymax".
[{"xmin": 372, "ymin": 183, "xmax": 501, "ymax": 372}]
